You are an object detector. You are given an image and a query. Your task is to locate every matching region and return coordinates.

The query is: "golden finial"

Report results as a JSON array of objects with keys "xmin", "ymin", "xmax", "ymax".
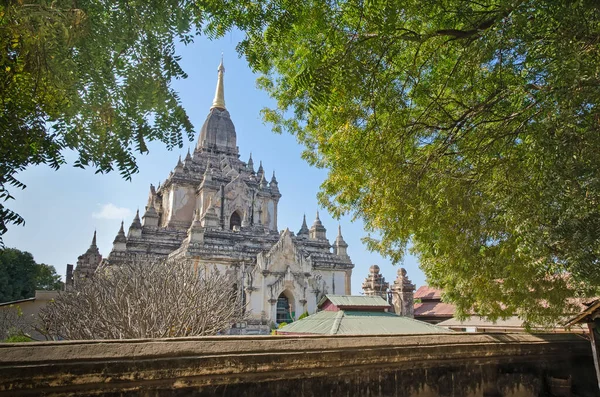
[{"xmin": 211, "ymin": 54, "xmax": 226, "ymax": 110}]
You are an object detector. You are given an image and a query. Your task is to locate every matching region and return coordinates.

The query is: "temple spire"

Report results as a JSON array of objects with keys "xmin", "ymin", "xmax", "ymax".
[
  {"xmin": 85, "ymin": 229, "xmax": 100, "ymax": 255},
  {"xmin": 248, "ymin": 153, "xmax": 254, "ymax": 174},
  {"xmin": 211, "ymin": 55, "xmax": 226, "ymax": 110},
  {"xmin": 334, "ymin": 224, "xmax": 349, "ymax": 257},
  {"xmin": 146, "ymin": 184, "xmax": 156, "ymax": 208},
  {"xmin": 298, "ymin": 214, "xmax": 309, "ymax": 236},
  {"xmin": 309, "ymin": 210, "xmax": 327, "ymax": 240},
  {"xmin": 113, "ymin": 221, "xmax": 127, "ymax": 246},
  {"xmin": 131, "ymin": 209, "xmax": 142, "ymax": 228}
]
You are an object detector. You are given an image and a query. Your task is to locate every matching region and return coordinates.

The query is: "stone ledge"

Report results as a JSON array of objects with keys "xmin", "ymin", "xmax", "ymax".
[
  {"xmin": 0, "ymin": 333, "xmax": 587, "ymax": 364},
  {"xmin": 0, "ymin": 333, "xmax": 593, "ymax": 396}
]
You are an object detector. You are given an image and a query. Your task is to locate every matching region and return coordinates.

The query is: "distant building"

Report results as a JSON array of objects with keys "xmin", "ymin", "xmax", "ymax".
[
  {"xmin": 277, "ymin": 295, "xmax": 449, "ymax": 335},
  {"xmin": 437, "ymin": 316, "xmax": 586, "ymax": 333},
  {"xmin": 363, "ymin": 269, "xmax": 590, "ymax": 333},
  {"xmin": 65, "ymin": 231, "xmax": 102, "ymax": 288},
  {"xmin": 65, "ymin": 59, "xmax": 355, "ymax": 334},
  {"xmin": 413, "ymin": 286, "xmax": 456, "ymax": 324}
]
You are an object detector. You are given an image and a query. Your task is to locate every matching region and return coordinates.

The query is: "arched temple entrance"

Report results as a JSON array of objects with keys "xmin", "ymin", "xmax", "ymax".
[
  {"xmin": 276, "ymin": 291, "xmax": 295, "ymax": 324},
  {"xmin": 229, "ymin": 211, "xmax": 242, "ymax": 230}
]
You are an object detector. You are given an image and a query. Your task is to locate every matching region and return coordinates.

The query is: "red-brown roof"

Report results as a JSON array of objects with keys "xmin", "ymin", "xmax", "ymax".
[
  {"xmin": 414, "ymin": 286, "xmax": 442, "ymax": 301},
  {"xmin": 414, "ymin": 301, "xmax": 456, "ymax": 318}
]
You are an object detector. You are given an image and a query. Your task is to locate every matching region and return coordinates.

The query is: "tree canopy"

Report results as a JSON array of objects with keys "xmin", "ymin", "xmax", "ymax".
[
  {"xmin": 34, "ymin": 263, "xmax": 64, "ymax": 291},
  {"xmin": 0, "ymin": 248, "xmax": 63, "ymax": 303},
  {"xmin": 0, "ymin": 248, "xmax": 37, "ymax": 303},
  {"xmin": 203, "ymin": 0, "xmax": 600, "ymax": 324},
  {"xmin": 1, "ymin": 0, "xmax": 198, "ymax": 242}
]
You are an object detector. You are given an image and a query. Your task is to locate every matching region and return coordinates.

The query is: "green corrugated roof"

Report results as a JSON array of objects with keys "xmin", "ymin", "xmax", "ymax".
[
  {"xmin": 319, "ymin": 295, "xmax": 391, "ymax": 308},
  {"xmin": 278, "ymin": 310, "xmax": 452, "ymax": 335},
  {"xmin": 280, "ymin": 311, "xmax": 339, "ymax": 334}
]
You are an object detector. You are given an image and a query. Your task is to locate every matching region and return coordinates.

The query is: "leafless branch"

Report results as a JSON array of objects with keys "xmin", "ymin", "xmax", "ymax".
[
  {"xmin": 0, "ymin": 305, "xmax": 32, "ymax": 340},
  {"xmin": 37, "ymin": 259, "xmax": 246, "ymax": 340}
]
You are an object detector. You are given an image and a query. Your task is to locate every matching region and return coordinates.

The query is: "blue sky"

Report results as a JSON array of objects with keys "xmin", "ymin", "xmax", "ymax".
[{"xmin": 3, "ymin": 32, "xmax": 426, "ymax": 293}]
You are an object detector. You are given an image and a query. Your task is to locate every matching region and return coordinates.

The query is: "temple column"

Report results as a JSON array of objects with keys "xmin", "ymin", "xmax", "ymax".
[
  {"xmin": 345, "ymin": 269, "xmax": 352, "ymax": 295},
  {"xmin": 269, "ymin": 298, "xmax": 277, "ymax": 324},
  {"xmin": 273, "ymin": 201, "xmax": 278, "ymax": 232},
  {"xmin": 391, "ymin": 268, "xmax": 416, "ymax": 317}
]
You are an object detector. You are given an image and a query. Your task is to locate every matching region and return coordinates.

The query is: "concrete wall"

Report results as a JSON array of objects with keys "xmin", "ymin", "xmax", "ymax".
[{"xmin": 0, "ymin": 333, "xmax": 597, "ymax": 396}]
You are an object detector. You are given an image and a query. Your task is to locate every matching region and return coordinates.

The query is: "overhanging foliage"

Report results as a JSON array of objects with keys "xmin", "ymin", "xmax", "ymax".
[{"xmin": 203, "ymin": 0, "xmax": 600, "ymax": 324}]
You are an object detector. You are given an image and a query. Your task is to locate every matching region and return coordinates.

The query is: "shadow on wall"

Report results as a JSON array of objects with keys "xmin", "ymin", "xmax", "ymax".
[{"xmin": 205, "ymin": 365, "xmax": 544, "ymax": 397}]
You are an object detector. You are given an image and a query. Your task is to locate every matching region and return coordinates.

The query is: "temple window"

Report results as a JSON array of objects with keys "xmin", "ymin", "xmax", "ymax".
[{"xmin": 229, "ymin": 211, "xmax": 241, "ymax": 230}]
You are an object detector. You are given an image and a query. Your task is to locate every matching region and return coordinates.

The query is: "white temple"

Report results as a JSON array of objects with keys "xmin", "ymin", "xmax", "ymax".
[{"xmin": 67, "ymin": 59, "xmax": 355, "ymax": 334}]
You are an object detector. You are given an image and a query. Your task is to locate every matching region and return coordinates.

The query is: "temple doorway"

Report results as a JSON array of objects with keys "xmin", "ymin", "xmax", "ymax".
[
  {"xmin": 230, "ymin": 211, "xmax": 242, "ymax": 230},
  {"xmin": 276, "ymin": 292, "xmax": 294, "ymax": 323}
]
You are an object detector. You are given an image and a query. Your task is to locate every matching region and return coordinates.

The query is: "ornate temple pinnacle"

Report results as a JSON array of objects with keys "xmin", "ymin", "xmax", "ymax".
[
  {"xmin": 298, "ymin": 213, "xmax": 309, "ymax": 236},
  {"xmin": 335, "ymin": 223, "xmax": 348, "ymax": 249},
  {"xmin": 133, "ymin": 209, "xmax": 141, "ymax": 224},
  {"xmin": 210, "ymin": 56, "xmax": 226, "ymax": 110},
  {"xmin": 85, "ymin": 229, "xmax": 102, "ymax": 255},
  {"xmin": 247, "ymin": 153, "xmax": 254, "ymax": 173}
]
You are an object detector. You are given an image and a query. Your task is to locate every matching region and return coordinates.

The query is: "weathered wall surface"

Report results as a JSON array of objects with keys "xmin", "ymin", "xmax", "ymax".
[
  {"xmin": 0, "ymin": 291, "xmax": 58, "ymax": 341},
  {"xmin": 0, "ymin": 333, "xmax": 597, "ymax": 396}
]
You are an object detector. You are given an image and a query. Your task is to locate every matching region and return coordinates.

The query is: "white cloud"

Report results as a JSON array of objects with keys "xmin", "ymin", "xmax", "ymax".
[{"xmin": 92, "ymin": 203, "xmax": 133, "ymax": 220}]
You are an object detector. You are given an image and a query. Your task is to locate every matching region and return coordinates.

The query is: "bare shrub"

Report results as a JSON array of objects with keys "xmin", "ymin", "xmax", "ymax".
[
  {"xmin": 0, "ymin": 305, "xmax": 31, "ymax": 340},
  {"xmin": 38, "ymin": 259, "xmax": 245, "ymax": 340}
]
